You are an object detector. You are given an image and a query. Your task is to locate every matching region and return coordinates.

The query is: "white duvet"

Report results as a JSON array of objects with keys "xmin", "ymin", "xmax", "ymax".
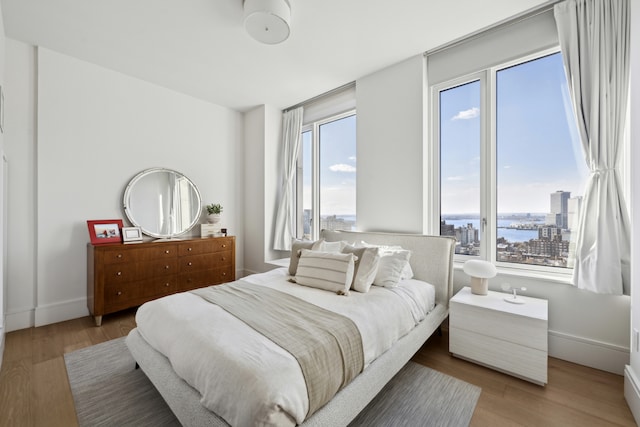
[{"xmin": 135, "ymin": 267, "xmax": 435, "ymax": 427}]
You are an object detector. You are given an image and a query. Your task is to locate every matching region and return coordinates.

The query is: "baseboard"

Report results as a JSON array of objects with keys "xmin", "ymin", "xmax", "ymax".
[
  {"xmin": 625, "ymin": 365, "xmax": 640, "ymax": 425},
  {"xmin": 6, "ymin": 307, "xmax": 35, "ymax": 332},
  {"xmin": 549, "ymin": 329, "xmax": 629, "ymax": 375},
  {"xmin": 34, "ymin": 297, "xmax": 89, "ymax": 327}
]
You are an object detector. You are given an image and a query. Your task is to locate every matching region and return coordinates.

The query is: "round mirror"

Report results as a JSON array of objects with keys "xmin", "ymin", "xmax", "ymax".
[{"xmin": 123, "ymin": 168, "xmax": 202, "ymax": 238}]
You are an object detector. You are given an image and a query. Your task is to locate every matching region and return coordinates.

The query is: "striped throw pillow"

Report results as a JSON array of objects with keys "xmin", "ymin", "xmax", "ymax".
[{"xmin": 295, "ymin": 249, "xmax": 356, "ymax": 294}]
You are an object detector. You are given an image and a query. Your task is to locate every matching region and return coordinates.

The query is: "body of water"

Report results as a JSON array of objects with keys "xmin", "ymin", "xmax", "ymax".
[{"xmin": 443, "ymin": 218, "xmax": 540, "ymax": 243}]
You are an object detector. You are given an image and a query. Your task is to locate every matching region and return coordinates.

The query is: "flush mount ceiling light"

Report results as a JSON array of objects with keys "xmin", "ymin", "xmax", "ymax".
[{"xmin": 243, "ymin": 0, "xmax": 291, "ymax": 45}]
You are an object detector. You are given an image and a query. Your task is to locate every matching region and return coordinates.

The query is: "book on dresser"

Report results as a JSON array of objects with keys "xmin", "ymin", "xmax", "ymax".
[{"xmin": 87, "ymin": 236, "xmax": 235, "ymax": 326}]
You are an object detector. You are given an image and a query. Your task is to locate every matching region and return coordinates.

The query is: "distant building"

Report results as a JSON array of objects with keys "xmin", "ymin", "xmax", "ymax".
[
  {"xmin": 440, "ymin": 220, "xmax": 455, "ymax": 236},
  {"xmin": 567, "ymin": 196, "xmax": 582, "ymax": 231},
  {"xmin": 538, "ymin": 226, "xmax": 562, "ymax": 240},
  {"xmin": 548, "ymin": 191, "xmax": 571, "ymax": 229},
  {"xmin": 457, "ymin": 223, "xmax": 478, "ymax": 246}
]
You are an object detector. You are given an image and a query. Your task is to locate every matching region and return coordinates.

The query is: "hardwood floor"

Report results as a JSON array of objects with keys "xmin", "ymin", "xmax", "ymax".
[{"xmin": 0, "ymin": 310, "xmax": 635, "ymax": 427}]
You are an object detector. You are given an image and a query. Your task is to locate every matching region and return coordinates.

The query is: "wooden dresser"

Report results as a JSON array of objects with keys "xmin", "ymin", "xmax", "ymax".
[{"xmin": 87, "ymin": 236, "xmax": 235, "ymax": 326}]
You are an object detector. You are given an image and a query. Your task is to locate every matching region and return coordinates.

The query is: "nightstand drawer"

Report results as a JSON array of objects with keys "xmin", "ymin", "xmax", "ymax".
[
  {"xmin": 450, "ymin": 326, "xmax": 547, "ymax": 384},
  {"xmin": 450, "ymin": 300, "xmax": 547, "ymax": 351}
]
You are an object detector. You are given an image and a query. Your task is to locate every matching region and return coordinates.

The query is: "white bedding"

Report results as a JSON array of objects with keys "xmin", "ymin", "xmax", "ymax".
[{"xmin": 135, "ymin": 267, "xmax": 436, "ymax": 427}]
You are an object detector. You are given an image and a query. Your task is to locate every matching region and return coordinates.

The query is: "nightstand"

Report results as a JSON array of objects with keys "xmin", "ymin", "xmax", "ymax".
[{"xmin": 449, "ymin": 286, "xmax": 548, "ymax": 385}]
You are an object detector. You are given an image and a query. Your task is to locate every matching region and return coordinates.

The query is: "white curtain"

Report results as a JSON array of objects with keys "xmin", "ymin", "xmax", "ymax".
[
  {"xmin": 554, "ymin": 0, "xmax": 630, "ymax": 294},
  {"xmin": 273, "ymin": 107, "xmax": 304, "ymax": 250}
]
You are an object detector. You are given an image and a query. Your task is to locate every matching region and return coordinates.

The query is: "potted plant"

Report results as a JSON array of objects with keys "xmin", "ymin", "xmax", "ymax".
[{"xmin": 206, "ymin": 203, "xmax": 223, "ymax": 224}]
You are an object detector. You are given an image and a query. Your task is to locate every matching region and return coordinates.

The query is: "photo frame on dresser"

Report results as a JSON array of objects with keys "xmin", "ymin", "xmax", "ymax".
[
  {"xmin": 122, "ymin": 226, "xmax": 143, "ymax": 243},
  {"xmin": 87, "ymin": 219, "xmax": 124, "ymax": 245}
]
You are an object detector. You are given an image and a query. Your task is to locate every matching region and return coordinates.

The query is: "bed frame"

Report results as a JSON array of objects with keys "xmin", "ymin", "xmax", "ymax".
[{"xmin": 126, "ymin": 230, "xmax": 455, "ymax": 426}]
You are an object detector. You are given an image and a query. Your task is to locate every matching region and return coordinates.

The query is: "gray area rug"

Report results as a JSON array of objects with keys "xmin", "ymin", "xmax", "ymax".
[{"xmin": 65, "ymin": 337, "xmax": 480, "ymax": 427}]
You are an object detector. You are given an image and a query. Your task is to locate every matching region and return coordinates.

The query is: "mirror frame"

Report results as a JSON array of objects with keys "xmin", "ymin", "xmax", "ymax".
[{"xmin": 123, "ymin": 167, "xmax": 202, "ymax": 239}]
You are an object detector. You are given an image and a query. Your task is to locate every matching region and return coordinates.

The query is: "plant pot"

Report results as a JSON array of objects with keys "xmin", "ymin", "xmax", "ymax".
[{"xmin": 207, "ymin": 214, "xmax": 221, "ymax": 224}]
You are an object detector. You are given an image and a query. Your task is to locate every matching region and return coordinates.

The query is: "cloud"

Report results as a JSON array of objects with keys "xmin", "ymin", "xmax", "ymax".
[
  {"xmin": 452, "ymin": 107, "xmax": 480, "ymax": 121},
  {"xmin": 348, "ymin": 156, "xmax": 356, "ymax": 162},
  {"xmin": 447, "ymin": 175, "xmax": 465, "ymax": 181},
  {"xmin": 329, "ymin": 164, "xmax": 356, "ymax": 173}
]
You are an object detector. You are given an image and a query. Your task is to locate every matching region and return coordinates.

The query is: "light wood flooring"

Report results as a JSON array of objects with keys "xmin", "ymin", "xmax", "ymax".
[{"xmin": 0, "ymin": 309, "xmax": 636, "ymax": 427}]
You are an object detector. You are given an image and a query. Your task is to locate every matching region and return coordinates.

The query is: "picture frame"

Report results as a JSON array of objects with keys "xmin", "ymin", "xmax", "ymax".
[
  {"xmin": 122, "ymin": 226, "xmax": 143, "ymax": 243},
  {"xmin": 87, "ymin": 219, "xmax": 124, "ymax": 245}
]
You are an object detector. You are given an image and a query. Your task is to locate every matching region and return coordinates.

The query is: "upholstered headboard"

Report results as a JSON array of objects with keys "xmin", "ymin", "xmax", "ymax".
[{"xmin": 320, "ymin": 229, "xmax": 455, "ymax": 307}]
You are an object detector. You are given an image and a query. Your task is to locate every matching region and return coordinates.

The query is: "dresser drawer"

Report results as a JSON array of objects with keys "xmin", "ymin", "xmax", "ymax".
[
  {"xmin": 104, "ymin": 281, "xmax": 144, "ymax": 307},
  {"xmin": 100, "ymin": 244, "xmax": 178, "ymax": 264},
  {"xmin": 137, "ymin": 244, "xmax": 178, "ymax": 260},
  {"xmin": 142, "ymin": 275, "xmax": 178, "ymax": 298},
  {"xmin": 104, "ymin": 259, "xmax": 178, "ymax": 284},
  {"xmin": 178, "ymin": 266, "xmax": 234, "ymax": 290},
  {"xmin": 178, "ymin": 238, "xmax": 233, "ymax": 256},
  {"xmin": 179, "ymin": 251, "xmax": 232, "ymax": 272},
  {"xmin": 104, "ymin": 263, "xmax": 138, "ymax": 284}
]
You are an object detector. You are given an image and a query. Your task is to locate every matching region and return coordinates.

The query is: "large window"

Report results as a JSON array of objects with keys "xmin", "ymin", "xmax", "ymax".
[
  {"xmin": 297, "ymin": 111, "xmax": 357, "ymax": 240},
  {"xmin": 437, "ymin": 50, "xmax": 588, "ymax": 270}
]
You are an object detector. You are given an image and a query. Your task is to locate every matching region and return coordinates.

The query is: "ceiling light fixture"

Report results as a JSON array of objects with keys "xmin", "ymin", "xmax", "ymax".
[{"xmin": 243, "ymin": 0, "xmax": 291, "ymax": 45}]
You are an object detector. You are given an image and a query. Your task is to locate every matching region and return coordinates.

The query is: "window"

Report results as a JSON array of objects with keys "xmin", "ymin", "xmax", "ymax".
[
  {"xmin": 436, "ymin": 50, "xmax": 588, "ymax": 270},
  {"xmin": 297, "ymin": 111, "xmax": 357, "ymax": 240}
]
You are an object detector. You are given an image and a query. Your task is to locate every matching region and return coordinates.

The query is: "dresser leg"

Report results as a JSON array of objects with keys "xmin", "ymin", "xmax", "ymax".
[{"xmin": 94, "ymin": 315, "xmax": 102, "ymax": 327}]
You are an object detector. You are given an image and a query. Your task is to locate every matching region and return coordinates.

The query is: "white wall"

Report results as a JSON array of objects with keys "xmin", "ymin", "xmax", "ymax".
[
  {"xmin": 0, "ymin": 1, "xmax": 6, "ymax": 368},
  {"xmin": 4, "ymin": 43, "xmax": 244, "ymax": 329},
  {"xmin": 243, "ymin": 104, "xmax": 286, "ymax": 275},
  {"xmin": 625, "ymin": 0, "xmax": 640, "ymax": 422},
  {"xmin": 356, "ymin": 55, "xmax": 426, "ymax": 233},
  {"xmin": 356, "ymin": 52, "xmax": 630, "ymax": 375}
]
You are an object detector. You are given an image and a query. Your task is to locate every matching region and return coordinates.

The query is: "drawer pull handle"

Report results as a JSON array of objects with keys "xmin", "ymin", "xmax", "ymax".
[
  {"xmin": 116, "ymin": 272, "xmax": 122, "ymax": 276},
  {"xmin": 165, "ymin": 265, "xmax": 170, "ymax": 269},
  {"xmin": 117, "ymin": 291, "xmax": 122, "ymax": 296},
  {"xmin": 165, "ymin": 283, "xmax": 170, "ymax": 287},
  {"xmin": 222, "ymin": 244, "xmax": 226, "ymax": 248},
  {"xmin": 221, "ymin": 257, "xmax": 226, "ymax": 261},
  {"xmin": 165, "ymin": 250, "xmax": 170, "ymax": 254},
  {"xmin": 222, "ymin": 272, "xmax": 226, "ymax": 276},
  {"xmin": 117, "ymin": 254, "xmax": 123, "ymax": 259},
  {"xmin": 188, "ymin": 262, "xmax": 192, "ymax": 266},
  {"xmin": 188, "ymin": 247, "xmax": 193, "ymax": 251}
]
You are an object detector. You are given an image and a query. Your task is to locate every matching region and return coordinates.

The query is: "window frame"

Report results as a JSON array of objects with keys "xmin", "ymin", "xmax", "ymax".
[
  {"xmin": 296, "ymin": 109, "xmax": 356, "ymax": 240},
  {"xmin": 430, "ymin": 46, "xmax": 576, "ymax": 277}
]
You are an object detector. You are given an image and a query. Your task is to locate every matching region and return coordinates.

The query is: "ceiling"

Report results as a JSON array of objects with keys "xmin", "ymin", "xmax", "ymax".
[{"xmin": 1, "ymin": 0, "xmax": 549, "ymax": 112}]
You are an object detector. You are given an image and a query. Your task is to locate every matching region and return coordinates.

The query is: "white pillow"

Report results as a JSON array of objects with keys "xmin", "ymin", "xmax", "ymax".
[
  {"xmin": 373, "ymin": 250, "xmax": 412, "ymax": 288},
  {"xmin": 359, "ymin": 241, "xmax": 414, "ymax": 280},
  {"xmin": 316, "ymin": 240, "xmax": 347, "ymax": 253},
  {"xmin": 288, "ymin": 238, "xmax": 324, "ymax": 276},
  {"xmin": 295, "ymin": 249, "xmax": 355, "ymax": 294},
  {"xmin": 342, "ymin": 244, "xmax": 380, "ymax": 293}
]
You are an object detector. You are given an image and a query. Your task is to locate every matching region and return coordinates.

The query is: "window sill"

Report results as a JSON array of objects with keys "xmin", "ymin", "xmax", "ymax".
[
  {"xmin": 267, "ymin": 257, "xmax": 290, "ymax": 268},
  {"xmin": 453, "ymin": 261, "xmax": 573, "ymax": 286}
]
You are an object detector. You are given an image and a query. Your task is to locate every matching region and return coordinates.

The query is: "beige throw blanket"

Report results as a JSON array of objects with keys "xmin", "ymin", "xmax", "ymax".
[{"xmin": 191, "ymin": 282, "xmax": 364, "ymax": 418}]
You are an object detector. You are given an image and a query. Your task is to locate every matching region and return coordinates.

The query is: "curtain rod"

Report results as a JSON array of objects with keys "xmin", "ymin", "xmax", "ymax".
[
  {"xmin": 284, "ymin": 81, "xmax": 355, "ymax": 113},
  {"xmin": 424, "ymin": 0, "xmax": 564, "ymax": 57}
]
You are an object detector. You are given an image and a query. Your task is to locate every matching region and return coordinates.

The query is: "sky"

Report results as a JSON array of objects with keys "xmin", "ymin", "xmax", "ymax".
[
  {"xmin": 301, "ymin": 52, "xmax": 588, "ymax": 218},
  {"xmin": 440, "ymin": 52, "xmax": 588, "ymax": 215},
  {"xmin": 302, "ymin": 114, "xmax": 357, "ymax": 216}
]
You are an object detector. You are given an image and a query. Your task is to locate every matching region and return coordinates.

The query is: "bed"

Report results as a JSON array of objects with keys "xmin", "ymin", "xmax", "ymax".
[{"xmin": 125, "ymin": 229, "xmax": 455, "ymax": 426}]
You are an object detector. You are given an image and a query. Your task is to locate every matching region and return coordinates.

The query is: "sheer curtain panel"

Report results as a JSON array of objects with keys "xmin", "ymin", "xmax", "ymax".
[
  {"xmin": 554, "ymin": 0, "xmax": 630, "ymax": 294},
  {"xmin": 273, "ymin": 107, "xmax": 304, "ymax": 250}
]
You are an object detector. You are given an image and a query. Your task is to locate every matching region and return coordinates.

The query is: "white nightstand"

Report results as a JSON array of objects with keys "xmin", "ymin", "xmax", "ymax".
[{"xmin": 449, "ymin": 286, "xmax": 548, "ymax": 385}]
